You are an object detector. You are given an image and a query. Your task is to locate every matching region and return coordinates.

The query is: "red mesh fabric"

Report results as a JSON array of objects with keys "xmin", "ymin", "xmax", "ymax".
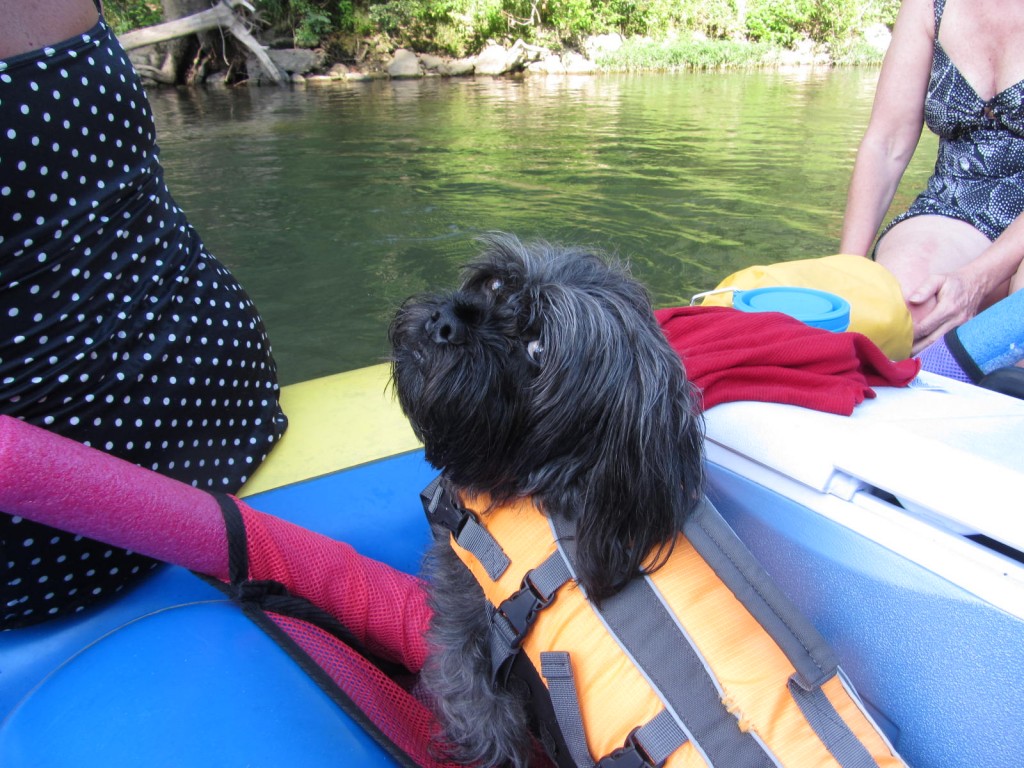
[
  {"xmin": 268, "ymin": 613, "xmax": 462, "ymax": 768},
  {"xmin": 236, "ymin": 498, "xmax": 431, "ymax": 672},
  {"xmin": 234, "ymin": 501, "xmax": 557, "ymax": 767}
]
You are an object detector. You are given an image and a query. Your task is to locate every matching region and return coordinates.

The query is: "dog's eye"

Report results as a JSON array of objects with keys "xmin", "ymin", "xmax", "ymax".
[
  {"xmin": 489, "ymin": 278, "xmax": 504, "ymax": 293},
  {"xmin": 526, "ymin": 339, "xmax": 544, "ymax": 362}
]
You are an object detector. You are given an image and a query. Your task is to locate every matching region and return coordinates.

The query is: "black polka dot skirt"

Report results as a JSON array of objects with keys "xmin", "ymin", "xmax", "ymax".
[{"xmin": 1, "ymin": 18, "xmax": 288, "ymax": 628}]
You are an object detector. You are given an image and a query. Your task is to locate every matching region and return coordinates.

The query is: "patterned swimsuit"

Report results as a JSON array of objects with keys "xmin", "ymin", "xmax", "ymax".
[
  {"xmin": 882, "ymin": 0, "xmax": 1024, "ymax": 242},
  {"xmin": 1, "ymin": 14, "xmax": 288, "ymax": 627}
]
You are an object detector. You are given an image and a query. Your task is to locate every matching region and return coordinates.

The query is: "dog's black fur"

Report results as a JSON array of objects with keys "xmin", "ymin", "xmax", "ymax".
[{"xmin": 389, "ymin": 233, "xmax": 704, "ymax": 767}]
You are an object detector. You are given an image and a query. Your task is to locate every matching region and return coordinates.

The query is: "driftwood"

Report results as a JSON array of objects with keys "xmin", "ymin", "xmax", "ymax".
[
  {"xmin": 118, "ymin": 0, "xmax": 284, "ymax": 84},
  {"xmin": 133, "ymin": 53, "xmax": 178, "ymax": 85}
]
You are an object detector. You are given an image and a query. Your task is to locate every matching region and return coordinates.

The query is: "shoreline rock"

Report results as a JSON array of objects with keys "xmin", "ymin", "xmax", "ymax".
[{"xmin": 131, "ymin": 28, "xmax": 891, "ymax": 87}]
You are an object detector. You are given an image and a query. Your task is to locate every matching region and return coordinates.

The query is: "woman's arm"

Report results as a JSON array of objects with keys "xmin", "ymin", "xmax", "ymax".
[
  {"xmin": 0, "ymin": 0, "xmax": 99, "ymax": 59},
  {"xmin": 840, "ymin": 0, "xmax": 936, "ymax": 256}
]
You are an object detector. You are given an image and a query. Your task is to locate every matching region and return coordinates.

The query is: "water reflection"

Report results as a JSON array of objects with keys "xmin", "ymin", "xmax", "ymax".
[{"xmin": 149, "ymin": 71, "xmax": 936, "ymax": 383}]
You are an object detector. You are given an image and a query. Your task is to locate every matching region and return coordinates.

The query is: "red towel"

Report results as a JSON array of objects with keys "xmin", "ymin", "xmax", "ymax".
[{"xmin": 656, "ymin": 305, "xmax": 921, "ymax": 415}]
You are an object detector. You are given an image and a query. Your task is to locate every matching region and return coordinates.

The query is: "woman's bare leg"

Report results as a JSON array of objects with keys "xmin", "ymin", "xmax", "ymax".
[{"xmin": 875, "ymin": 215, "xmax": 1009, "ymax": 334}]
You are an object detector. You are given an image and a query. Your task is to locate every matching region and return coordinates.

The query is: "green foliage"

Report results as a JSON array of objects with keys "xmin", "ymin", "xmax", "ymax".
[
  {"xmin": 255, "ymin": 0, "xmax": 339, "ymax": 46},
  {"xmin": 746, "ymin": 0, "xmax": 899, "ymax": 50},
  {"xmin": 745, "ymin": 0, "xmax": 813, "ymax": 48},
  {"xmin": 102, "ymin": 0, "xmax": 163, "ymax": 33},
  {"xmin": 598, "ymin": 36, "xmax": 771, "ymax": 71},
  {"xmin": 293, "ymin": 0, "xmax": 334, "ymax": 46},
  {"xmin": 105, "ymin": 0, "xmax": 901, "ymax": 58}
]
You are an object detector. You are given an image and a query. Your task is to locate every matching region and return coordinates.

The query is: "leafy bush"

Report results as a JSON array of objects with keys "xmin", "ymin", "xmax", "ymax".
[
  {"xmin": 746, "ymin": 0, "xmax": 898, "ymax": 50},
  {"xmin": 598, "ymin": 36, "xmax": 771, "ymax": 70},
  {"xmin": 102, "ymin": 0, "xmax": 163, "ymax": 33},
  {"xmin": 745, "ymin": 0, "xmax": 813, "ymax": 48},
  {"xmin": 293, "ymin": 0, "xmax": 334, "ymax": 46},
  {"xmin": 255, "ymin": 0, "xmax": 340, "ymax": 47},
  {"xmin": 105, "ymin": 0, "xmax": 901, "ymax": 58}
]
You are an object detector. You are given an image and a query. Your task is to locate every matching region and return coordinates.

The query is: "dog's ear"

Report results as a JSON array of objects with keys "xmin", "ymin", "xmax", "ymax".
[
  {"xmin": 573, "ymin": 328, "xmax": 703, "ymax": 602},
  {"xmin": 525, "ymin": 261, "xmax": 705, "ymax": 602}
]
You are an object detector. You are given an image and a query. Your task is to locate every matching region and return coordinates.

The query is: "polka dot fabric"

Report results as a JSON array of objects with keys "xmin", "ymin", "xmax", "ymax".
[{"xmin": 0, "ymin": 19, "xmax": 288, "ymax": 629}]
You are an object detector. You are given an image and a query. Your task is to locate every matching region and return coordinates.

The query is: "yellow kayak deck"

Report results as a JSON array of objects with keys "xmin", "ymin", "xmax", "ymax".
[{"xmin": 239, "ymin": 363, "xmax": 421, "ymax": 497}]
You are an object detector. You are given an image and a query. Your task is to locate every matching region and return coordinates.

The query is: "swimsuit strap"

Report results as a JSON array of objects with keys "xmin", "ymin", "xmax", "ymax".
[{"xmin": 933, "ymin": 0, "xmax": 947, "ymax": 34}]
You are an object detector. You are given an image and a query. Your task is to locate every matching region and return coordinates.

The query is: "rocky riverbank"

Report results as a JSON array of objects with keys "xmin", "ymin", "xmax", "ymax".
[
  {"xmin": 231, "ymin": 35, "xmax": 661, "ymax": 85},
  {"xmin": 130, "ymin": 27, "xmax": 892, "ymax": 87}
]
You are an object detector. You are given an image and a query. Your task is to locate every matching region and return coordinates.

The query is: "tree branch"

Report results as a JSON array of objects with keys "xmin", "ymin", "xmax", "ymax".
[{"xmin": 117, "ymin": 0, "xmax": 284, "ymax": 84}]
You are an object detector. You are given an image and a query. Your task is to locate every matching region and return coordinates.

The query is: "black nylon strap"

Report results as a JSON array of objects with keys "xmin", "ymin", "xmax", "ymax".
[
  {"xmin": 201, "ymin": 494, "xmax": 419, "ymax": 768},
  {"xmin": 208, "ymin": 492, "xmax": 402, "ymax": 675},
  {"xmin": 212, "ymin": 492, "xmax": 249, "ymax": 583},
  {"xmin": 550, "ymin": 514, "xmax": 776, "ymax": 768}
]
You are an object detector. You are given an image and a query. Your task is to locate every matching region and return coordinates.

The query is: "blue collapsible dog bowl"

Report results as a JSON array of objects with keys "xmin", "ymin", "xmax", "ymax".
[{"xmin": 732, "ymin": 286, "xmax": 851, "ymax": 332}]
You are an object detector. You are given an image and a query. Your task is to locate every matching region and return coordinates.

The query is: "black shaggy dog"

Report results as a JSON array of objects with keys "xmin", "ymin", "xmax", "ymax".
[{"xmin": 389, "ymin": 233, "xmax": 704, "ymax": 767}]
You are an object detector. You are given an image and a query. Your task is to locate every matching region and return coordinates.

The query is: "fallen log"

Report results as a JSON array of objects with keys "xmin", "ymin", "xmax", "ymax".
[{"xmin": 117, "ymin": 0, "xmax": 284, "ymax": 84}]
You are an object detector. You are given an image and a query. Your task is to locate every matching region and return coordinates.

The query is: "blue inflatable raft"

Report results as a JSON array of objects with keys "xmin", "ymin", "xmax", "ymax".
[{"xmin": 1, "ymin": 363, "xmax": 1023, "ymax": 767}]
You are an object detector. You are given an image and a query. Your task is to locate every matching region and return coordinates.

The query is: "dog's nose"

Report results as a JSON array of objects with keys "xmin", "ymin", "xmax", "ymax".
[{"xmin": 426, "ymin": 306, "xmax": 466, "ymax": 345}]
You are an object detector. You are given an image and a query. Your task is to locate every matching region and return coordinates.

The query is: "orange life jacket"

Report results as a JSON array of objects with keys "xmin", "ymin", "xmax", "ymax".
[{"xmin": 422, "ymin": 478, "xmax": 904, "ymax": 768}]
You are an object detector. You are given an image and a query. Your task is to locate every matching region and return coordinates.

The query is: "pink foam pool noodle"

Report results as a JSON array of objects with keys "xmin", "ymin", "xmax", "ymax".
[{"xmin": 0, "ymin": 415, "xmax": 228, "ymax": 580}]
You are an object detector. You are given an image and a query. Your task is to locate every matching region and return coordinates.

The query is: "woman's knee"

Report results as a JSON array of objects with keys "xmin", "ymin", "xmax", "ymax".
[{"xmin": 876, "ymin": 216, "xmax": 988, "ymax": 288}]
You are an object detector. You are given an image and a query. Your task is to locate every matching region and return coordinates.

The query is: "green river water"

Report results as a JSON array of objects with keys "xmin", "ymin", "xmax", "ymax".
[{"xmin": 149, "ymin": 68, "xmax": 936, "ymax": 385}]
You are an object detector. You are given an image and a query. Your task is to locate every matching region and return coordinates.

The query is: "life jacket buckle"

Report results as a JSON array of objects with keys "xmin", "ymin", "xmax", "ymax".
[
  {"xmin": 420, "ymin": 476, "xmax": 470, "ymax": 536},
  {"xmin": 597, "ymin": 727, "xmax": 662, "ymax": 768},
  {"xmin": 496, "ymin": 568, "xmax": 556, "ymax": 647}
]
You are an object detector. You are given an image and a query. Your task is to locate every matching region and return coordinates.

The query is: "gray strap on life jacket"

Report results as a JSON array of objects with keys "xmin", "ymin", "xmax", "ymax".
[
  {"xmin": 489, "ymin": 550, "xmax": 573, "ymax": 682},
  {"xmin": 542, "ymin": 654, "xmax": 691, "ymax": 768},
  {"xmin": 420, "ymin": 476, "xmax": 510, "ymax": 581},
  {"xmin": 457, "ymin": 518, "xmax": 510, "ymax": 581},
  {"xmin": 550, "ymin": 513, "xmax": 777, "ymax": 768},
  {"xmin": 787, "ymin": 678, "xmax": 880, "ymax": 768},
  {"xmin": 683, "ymin": 497, "xmax": 837, "ymax": 689},
  {"xmin": 540, "ymin": 652, "xmax": 596, "ymax": 768},
  {"xmin": 684, "ymin": 498, "xmax": 881, "ymax": 767},
  {"xmin": 631, "ymin": 708, "xmax": 692, "ymax": 765},
  {"xmin": 419, "ymin": 478, "xmax": 575, "ymax": 682}
]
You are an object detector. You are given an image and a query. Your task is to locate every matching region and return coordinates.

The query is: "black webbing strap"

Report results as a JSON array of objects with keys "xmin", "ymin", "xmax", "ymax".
[
  {"xmin": 215, "ymin": 491, "xmax": 249, "ymax": 584},
  {"xmin": 420, "ymin": 476, "xmax": 510, "ymax": 581},
  {"xmin": 205, "ymin": 493, "xmax": 420, "ymax": 768},
  {"xmin": 210, "ymin": 493, "xmax": 402, "ymax": 675},
  {"xmin": 549, "ymin": 513, "xmax": 777, "ymax": 768}
]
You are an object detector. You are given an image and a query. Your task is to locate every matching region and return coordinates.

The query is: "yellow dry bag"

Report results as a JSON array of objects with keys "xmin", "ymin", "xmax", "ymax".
[{"xmin": 700, "ymin": 254, "xmax": 912, "ymax": 360}]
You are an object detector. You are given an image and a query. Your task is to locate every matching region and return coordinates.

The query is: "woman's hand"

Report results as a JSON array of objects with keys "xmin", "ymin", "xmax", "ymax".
[{"xmin": 909, "ymin": 271, "xmax": 988, "ymax": 353}]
